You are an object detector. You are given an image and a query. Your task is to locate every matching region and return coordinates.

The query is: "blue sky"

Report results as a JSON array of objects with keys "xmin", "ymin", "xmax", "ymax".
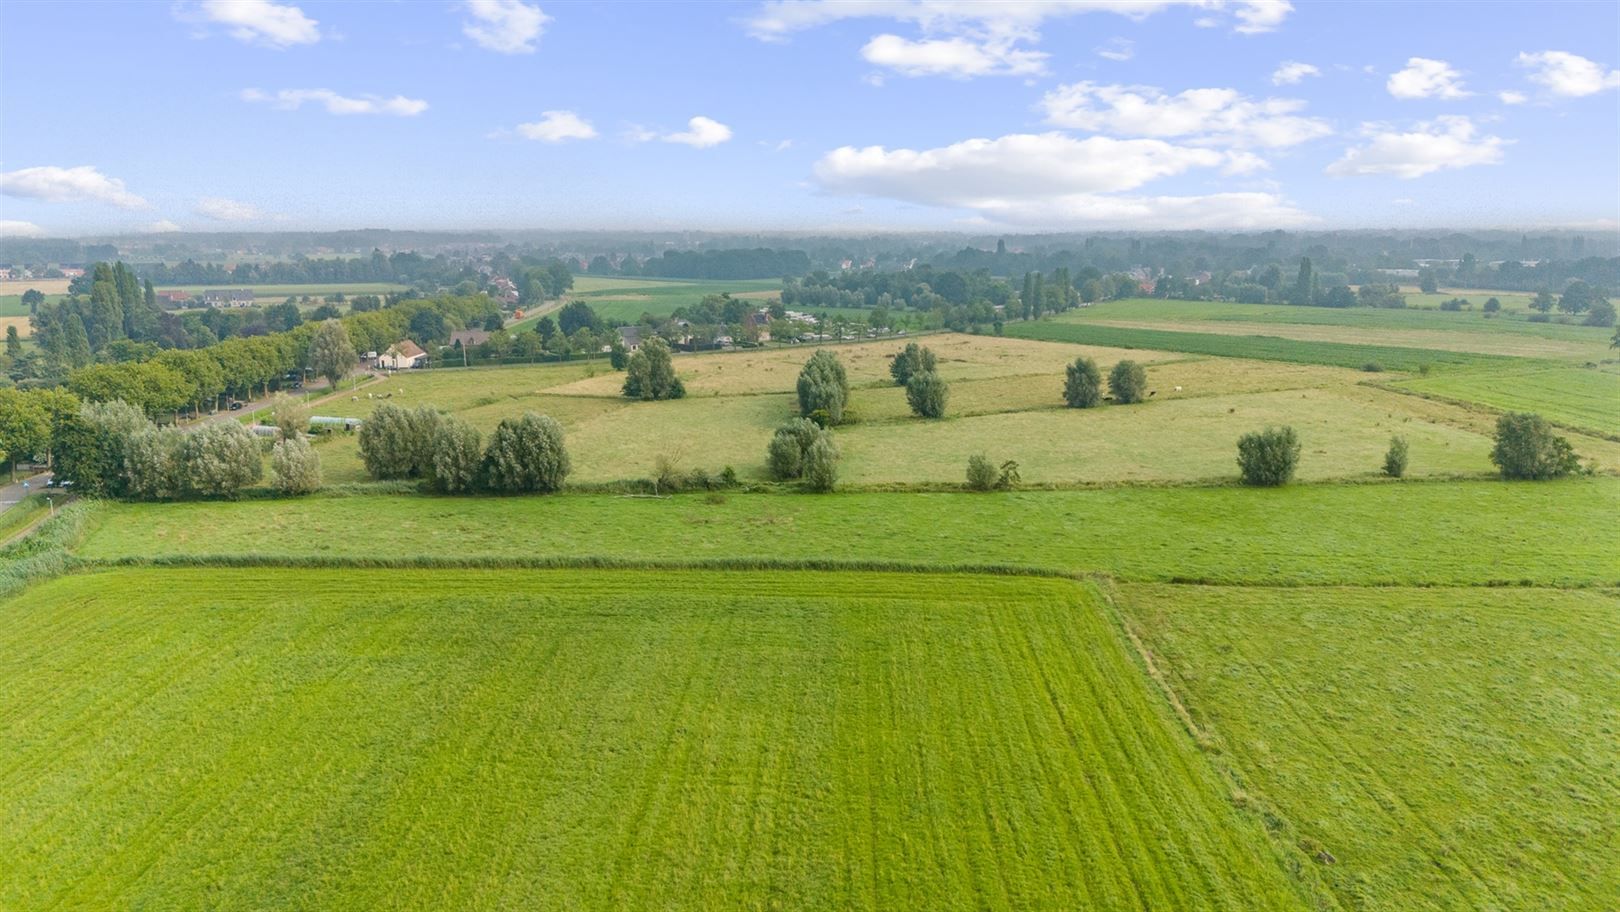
[{"xmin": 2, "ymin": 0, "xmax": 1617, "ymax": 236}]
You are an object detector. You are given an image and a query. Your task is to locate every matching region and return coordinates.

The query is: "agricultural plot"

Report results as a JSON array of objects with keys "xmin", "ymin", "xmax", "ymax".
[
  {"xmin": 304, "ymin": 332, "xmax": 1557, "ymax": 486},
  {"xmin": 75, "ymin": 478, "xmax": 1620, "ymax": 587},
  {"xmin": 1119, "ymin": 584, "xmax": 1620, "ymax": 912},
  {"xmin": 1388, "ymin": 362, "xmax": 1620, "ymax": 437},
  {"xmin": 160, "ymin": 281, "xmax": 410, "ymax": 297},
  {"xmin": 562, "ymin": 277, "xmax": 783, "ymax": 324},
  {"xmin": 0, "ymin": 567, "xmax": 1310, "ymax": 911}
]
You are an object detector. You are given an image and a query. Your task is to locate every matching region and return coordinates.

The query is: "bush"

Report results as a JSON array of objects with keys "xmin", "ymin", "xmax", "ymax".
[
  {"xmin": 270, "ymin": 392, "xmax": 309, "ymax": 441},
  {"xmin": 1063, "ymin": 357, "xmax": 1102, "ymax": 408},
  {"xmin": 767, "ymin": 418, "xmax": 825, "ymax": 480},
  {"xmin": 796, "ymin": 350, "xmax": 849, "ymax": 424},
  {"xmin": 622, "ymin": 337, "xmax": 685, "ymax": 400},
  {"xmin": 966, "ymin": 454, "xmax": 998, "ymax": 491},
  {"xmin": 271, "ymin": 436, "xmax": 322, "ymax": 495},
  {"xmin": 905, "ymin": 370, "xmax": 949, "ymax": 419},
  {"xmin": 429, "ymin": 416, "xmax": 482, "ymax": 494},
  {"xmin": 482, "ymin": 412, "xmax": 571, "ymax": 493},
  {"xmin": 802, "ymin": 435, "xmax": 839, "ymax": 492},
  {"xmin": 1584, "ymin": 299, "xmax": 1616, "ymax": 327},
  {"xmin": 1383, "ymin": 435, "xmax": 1409, "ymax": 478},
  {"xmin": 888, "ymin": 343, "xmax": 936, "ymax": 386},
  {"xmin": 180, "ymin": 422, "xmax": 263, "ymax": 499},
  {"xmin": 1236, "ymin": 426, "xmax": 1301, "ymax": 486},
  {"xmin": 122, "ymin": 426, "xmax": 184, "ymax": 501},
  {"xmin": 1108, "ymin": 360, "xmax": 1148, "ymax": 404},
  {"xmin": 1483, "ymin": 297, "xmax": 1501, "ymax": 314},
  {"xmin": 1361, "ymin": 362, "xmax": 1384, "ymax": 373},
  {"xmin": 1490, "ymin": 412, "xmax": 1579, "ymax": 480}
]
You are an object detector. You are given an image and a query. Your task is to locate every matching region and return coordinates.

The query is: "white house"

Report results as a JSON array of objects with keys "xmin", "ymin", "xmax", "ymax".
[{"xmin": 377, "ymin": 340, "xmax": 429, "ymax": 370}]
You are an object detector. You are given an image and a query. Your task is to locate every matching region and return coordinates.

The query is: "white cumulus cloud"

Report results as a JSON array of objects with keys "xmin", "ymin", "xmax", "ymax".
[
  {"xmin": 1515, "ymin": 50, "xmax": 1620, "ymax": 97},
  {"xmin": 184, "ymin": 0, "xmax": 320, "ymax": 48},
  {"xmin": 662, "ymin": 116, "xmax": 733, "ymax": 148},
  {"xmin": 241, "ymin": 88, "xmax": 428, "ymax": 116},
  {"xmin": 0, "ymin": 220, "xmax": 46, "ymax": 238},
  {"xmin": 1039, "ymin": 82, "xmax": 1332, "ymax": 148},
  {"xmin": 515, "ymin": 110, "xmax": 598, "ymax": 142},
  {"xmin": 0, "ymin": 165, "xmax": 149, "ymax": 209},
  {"xmin": 860, "ymin": 34, "xmax": 1046, "ymax": 78},
  {"xmin": 1095, "ymin": 37, "xmax": 1134, "ymax": 62},
  {"xmin": 1498, "ymin": 90, "xmax": 1527, "ymax": 105},
  {"xmin": 195, "ymin": 197, "xmax": 266, "ymax": 221},
  {"xmin": 462, "ymin": 0, "xmax": 549, "ymax": 54},
  {"xmin": 1387, "ymin": 57, "xmax": 1470, "ymax": 99},
  {"xmin": 1271, "ymin": 61, "xmax": 1319, "ymax": 85},
  {"xmin": 1326, "ymin": 116, "xmax": 1506, "ymax": 179}
]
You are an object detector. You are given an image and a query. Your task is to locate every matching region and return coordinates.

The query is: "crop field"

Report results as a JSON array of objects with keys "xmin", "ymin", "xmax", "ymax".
[
  {"xmin": 562, "ymin": 276, "xmax": 783, "ymax": 324},
  {"xmin": 0, "ymin": 567, "xmax": 1309, "ymax": 911},
  {"xmin": 0, "ymin": 278, "xmax": 72, "ymax": 295},
  {"xmin": 0, "ymin": 314, "xmax": 31, "ymax": 338},
  {"xmin": 1119, "ymin": 584, "xmax": 1620, "ymax": 912},
  {"xmin": 74, "ymin": 478, "xmax": 1620, "ymax": 587},
  {"xmin": 299, "ymin": 332, "xmax": 1590, "ymax": 486},
  {"xmin": 1388, "ymin": 362, "xmax": 1620, "ymax": 437},
  {"xmin": 1032, "ymin": 297, "xmax": 1617, "ymax": 361}
]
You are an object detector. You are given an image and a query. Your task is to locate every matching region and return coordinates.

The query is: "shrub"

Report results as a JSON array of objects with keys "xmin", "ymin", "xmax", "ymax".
[
  {"xmin": 796, "ymin": 350, "xmax": 849, "ymax": 424},
  {"xmin": 1361, "ymin": 362, "xmax": 1384, "ymax": 373},
  {"xmin": 1483, "ymin": 297, "xmax": 1501, "ymax": 314},
  {"xmin": 1108, "ymin": 360, "xmax": 1148, "ymax": 404},
  {"xmin": 482, "ymin": 412, "xmax": 571, "ymax": 493},
  {"xmin": 180, "ymin": 421, "xmax": 263, "ymax": 499},
  {"xmin": 1383, "ymin": 435, "xmax": 1409, "ymax": 478},
  {"xmin": 622, "ymin": 337, "xmax": 685, "ymax": 400},
  {"xmin": 1236, "ymin": 426, "xmax": 1301, "ymax": 486},
  {"xmin": 888, "ymin": 343, "xmax": 936, "ymax": 386},
  {"xmin": 269, "ymin": 392, "xmax": 309, "ymax": 441},
  {"xmin": 966, "ymin": 454, "xmax": 998, "ymax": 491},
  {"xmin": 767, "ymin": 418, "xmax": 824, "ymax": 480},
  {"xmin": 1062, "ymin": 357, "xmax": 1102, "ymax": 408},
  {"xmin": 271, "ymin": 436, "xmax": 322, "ymax": 495},
  {"xmin": 1585, "ymin": 299, "xmax": 1616, "ymax": 327},
  {"xmin": 905, "ymin": 370, "xmax": 949, "ymax": 419},
  {"xmin": 608, "ymin": 341, "xmax": 628, "ymax": 370},
  {"xmin": 997, "ymin": 460, "xmax": 1021, "ymax": 490},
  {"xmin": 802, "ymin": 435, "xmax": 839, "ymax": 492},
  {"xmin": 429, "ymin": 416, "xmax": 482, "ymax": 494},
  {"xmin": 122, "ymin": 426, "xmax": 184, "ymax": 501},
  {"xmin": 1490, "ymin": 412, "xmax": 1579, "ymax": 480}
]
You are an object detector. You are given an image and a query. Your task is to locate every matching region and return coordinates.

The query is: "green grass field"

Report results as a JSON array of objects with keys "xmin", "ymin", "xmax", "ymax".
[
  {"xmin": 560, "ymin": 276, "xmax": 782, "ymax": 324},
  {"xmin": 0, "ymin": 567, "xmax": 1310, "ymax": 911},
  {"xmin": 158, "ymin": 281, "xmax": 410, "ymax": 297},
  {"xmin": 1388, "ymin": 362, "xmax": 1620, "ymax": 437},
  {"xmin": 300, "ymin": 332, "xmax": 1610, "ymax": 487},
  {"xmin": 76, "ymin": 478, "xmax": 1620, "ymax": 586},
  {"xmin": 1120, "ymin": 584, "xmax": 1620, "ymax": 912},
  {"xmin": 1050, "ymin": 298, "xmax": 1611, "ymax": 362}
]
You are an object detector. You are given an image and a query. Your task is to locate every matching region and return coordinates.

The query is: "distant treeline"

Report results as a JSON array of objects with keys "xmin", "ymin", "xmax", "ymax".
[
  {"xmin": 127, "ymin": 250, "xmax": 469, "ymax": 287},
  {"xmin": 587, "ymin": 248, "xmax": 811, "ymax": 280}
]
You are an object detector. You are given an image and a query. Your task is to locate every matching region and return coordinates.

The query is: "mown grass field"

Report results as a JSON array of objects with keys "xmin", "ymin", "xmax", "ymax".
[
  {"xmin": 562, "ymin": 276, "xmax": 783, "ymax": 324},
  {"xmin": 0, "ymin": 567, "xmax": 1310, "ymax": 911},
  {"xmin": 303, "ymin": 332, "xmax": 1591, "ymax": 487},
  {"xmin": 76, "ymin": 478, "xmax": 1620, "ymax": 586},
  {"xmin": 1388, "ymin": 362, "xmax": 1620, "ymax": 437},
  {"xmin": 1119, "ymin": 584, "xmax": 1620, "ymax": 912}
]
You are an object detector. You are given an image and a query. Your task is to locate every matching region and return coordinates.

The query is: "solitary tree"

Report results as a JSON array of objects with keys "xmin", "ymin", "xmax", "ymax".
[
  {"xmin": 269, "ymin": 392, "xmax": 309, "ymax": 441},
  {"xmin": 271, "ymin": 436, "xmax": 322, "ymax": 495},
  {"xmin": 482, "ymin": 412, "xmax": 570, "ymax": 493},
  {"xmin": 1490, "ymin": 413, "xmax": 1579, "ymax": 480},
  {"xmin": 905, "ymin": 370, "xmax": 949, "ymax": 419},
  {"xmin": 622, "ymin": 337, "xmax": 685, "ymax": 400},
  {"xmin": 1236, "ymin": 426, "xmax": 1301, "ymax": 486},
  {"xmin": 308, "ymin": 319, "xmax": 357, "ymax": 390},
  {"xmin": 1063, "ymin": 357, "xmax": 1102, "ymax": 408},
  {"xmin": 801, "ymin": 435, "xmax": 839, "ymax": 493},
  {"xmin": 1483, "ymin": 297, "xmax": 1501, "ymax": 314},
  {"xmin": 766, "ymin": 418, "xmax": 826, "ymax": 480},
  {"xmin": 1108, "ymin": 360, "xmax": 1148, "ymax": 404},
  {"xmin": 888, "ymin": 343, "xmax": 936, "ymax": 386},
  {"xmin": 796, "ymin": 350, "xmax": 849, "ymax": 424},
  {"xmin": 1383, "ymin": 435, "xmax": 1409, "ymax": 478},
  {"xmin": 965, "ymin": 454, "xmax": 998, "ymax": 491}
]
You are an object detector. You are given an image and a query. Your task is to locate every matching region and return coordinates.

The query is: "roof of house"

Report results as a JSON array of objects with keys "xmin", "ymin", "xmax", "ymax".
[
  {"xmin": 618, "ymin": 325, "xmax": 643, "ymax": 345},
  {"xmin": 387, "ymin": 339, "xmax": 427, "ymax": 358},
  {"xmin": 448, "ymin": 329, "xmax": 491, "ymax": 348}
]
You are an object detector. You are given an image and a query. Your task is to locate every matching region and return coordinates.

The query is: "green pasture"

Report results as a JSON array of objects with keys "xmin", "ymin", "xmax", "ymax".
[{"xmin": 1388, "ymin": 362, "xmax": 1620, "ymax": 437}]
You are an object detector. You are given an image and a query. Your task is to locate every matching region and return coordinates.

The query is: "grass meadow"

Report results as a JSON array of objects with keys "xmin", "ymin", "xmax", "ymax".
[
  {"xmin": 301, "ymin": 332, "xmax": 1604, "ymax": 487},
  {"xmin": 0, "ymin": 567, "xmax": 1310, "ymax": 911},
  {"xmin": 1120, "ymin": 584, "xmax": 1620, "ymax": 912},
  {"xmin": 1388, "ymin": 362, "xmax": 1620, "ymax": 437}
]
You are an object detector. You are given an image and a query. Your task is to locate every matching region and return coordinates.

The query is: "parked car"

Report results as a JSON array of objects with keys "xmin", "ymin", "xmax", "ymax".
[{"xmin": 228, "ymin": 400, "xmax": 245, "ymax": 411}]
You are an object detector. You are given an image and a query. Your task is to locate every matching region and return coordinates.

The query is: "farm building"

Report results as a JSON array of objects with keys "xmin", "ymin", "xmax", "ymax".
[
  {"xmin": 617, "ymin": 325, "xmax": 643, "ymax": 352},
  {"xmin": 377, "ymin": 340, "xmax": 428, "ymax": 370},
  {"xmin": 448, "ymin": 329, "xmax": 491, "ymax": 349},
  {"xmin": 202, "ymin": 289, "xmax": 255, "ymax": 308},
  {"xmin": 155, "ymin": 290, "xmax": 192, "ymax": 307}
]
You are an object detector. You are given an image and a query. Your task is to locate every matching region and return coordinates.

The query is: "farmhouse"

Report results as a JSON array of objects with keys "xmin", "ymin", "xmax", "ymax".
[
  {"xmin": 202, "ymin": 288, "xmax": 255, "ymax": 308},
  {"xmin": 448, "ymin": 329, "xmax": 490, "ymax": 349},
  {"xmin": 377, "ymin": 339, "xmax": 428, "ymax": 369},
  {"xmin": 155, "ymin": 290, "xmax": 192, "ymax": 307},
  {"xmin": 617, "ymin": 325, "xmax": 643, "ymax": 352}
]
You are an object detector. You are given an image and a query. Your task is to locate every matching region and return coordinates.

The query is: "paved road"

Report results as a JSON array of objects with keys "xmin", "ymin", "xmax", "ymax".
[{"xmin": 0, "ymin": 471, "xmax": 53, "ymax": 516}]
